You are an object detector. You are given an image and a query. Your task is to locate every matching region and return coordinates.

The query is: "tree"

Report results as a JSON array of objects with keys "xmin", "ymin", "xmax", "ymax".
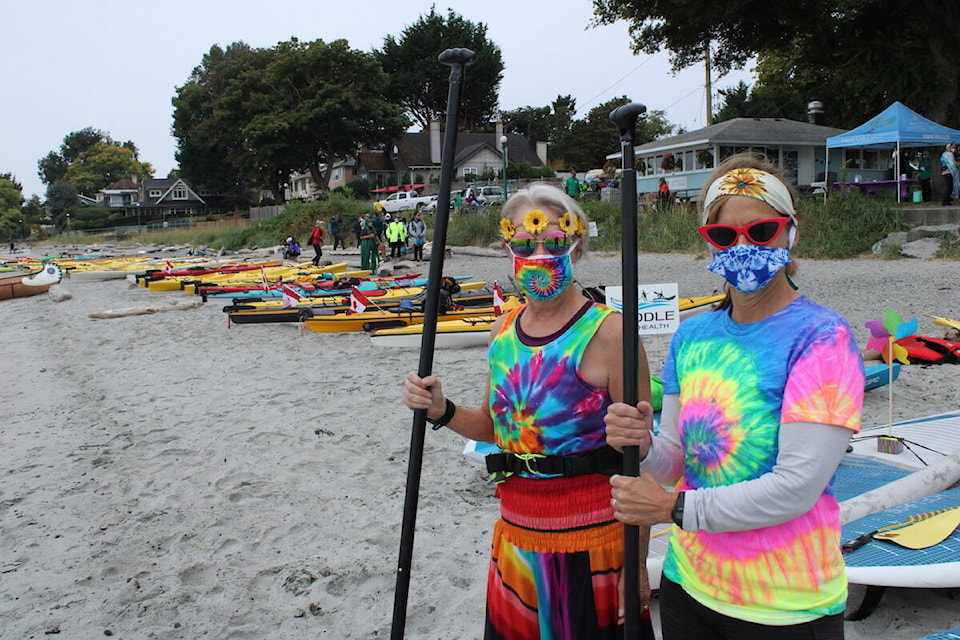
[
  {"xmin": 38, "ymin": 128, "xmax": 152, "ymax": 196},
  {"xmin": 376, "ymin": 8, "xmax": 504, "ymax": 130},
  {"xmin": 591, "ymin": 0, "xmax": 960, "ymax": 127},
  {"xmin": 172, "ymin": 42, "xmax": 267, "ymax": 207},
  {"xmin": 712, "ymin": 80, "xmax": 808, "ymax": 123},
  {"xmin": 0, "ymin": 175, "xmax": 23, "ymax": 241},
  {"xmin": 174, "ymin": 39, "xmax": 408, "ymax": 203},
  {"xmin": 502, "ymin": 95, "xmax": 578, "ymax": 145},
  {"xmin": 45, "ymin": 181, "xmax": 78, "ymax": 228},
  {"xmin": 552, "ymin": 96, "xmax": 676, "ymax": 170},
  {"xmin": 63, "ymin": 143, "xmax": 153, "ymax": 196}
]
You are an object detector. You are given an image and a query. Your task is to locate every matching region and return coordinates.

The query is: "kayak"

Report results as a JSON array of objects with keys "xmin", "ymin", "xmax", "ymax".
[
  {"xmin": 368, "ymin": 293, "xmax": 726, "ymax": 348},
  {"xmin": 226, "ymin": 289, "xmax": 499, "ymax": 324},
  {"xmin": 0, "ymin": 264, "xmax": 63, "ymax": 301},
  {"xmin": 303, "ymin": 297, "xmax": 517, "ymax": 334}
]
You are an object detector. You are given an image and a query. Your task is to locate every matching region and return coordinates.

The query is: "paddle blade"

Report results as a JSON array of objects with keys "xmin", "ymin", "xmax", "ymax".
[
  {"xmin": 929, "ymin": 315, "xmax": 960, "ymax": 332},
  {"xmin": 875, "ymin": 506, "xmax": 960, "ymax": 549}
]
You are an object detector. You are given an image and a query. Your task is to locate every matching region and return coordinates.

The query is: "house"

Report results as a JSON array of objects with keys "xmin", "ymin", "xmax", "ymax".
[
  {"xmin": 396, "ymin": 122, "xmax": 547, "ymax": 187},
  {"xmin": 98, "ymin": 178, "xmax": 139, "ymax": 208},
  {"xmin": 612, "ymin": 117, "xmax": 847, "ymax": 199},
  {"xmin": 123, "ymin": 177, "xmax": 226, "ymax": 221},
  {"xmin": 287, "ymin": 123, "xmax": 548, "ymax": 198}
]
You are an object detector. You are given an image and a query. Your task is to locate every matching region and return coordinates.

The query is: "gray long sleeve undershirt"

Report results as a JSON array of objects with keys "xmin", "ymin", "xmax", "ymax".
[{"xmin": 641, "ymin": 395, "xmax": 853, "ymax": 532}]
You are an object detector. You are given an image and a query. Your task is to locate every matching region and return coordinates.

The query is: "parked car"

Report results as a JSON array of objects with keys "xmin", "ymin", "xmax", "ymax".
[
  {"xmin": 423, "ymin": 190, "xmax": 463, "ymax": 212},
  {"xmin": 375, "ymin": 190, "xmax": 434, "ymax": 213}
]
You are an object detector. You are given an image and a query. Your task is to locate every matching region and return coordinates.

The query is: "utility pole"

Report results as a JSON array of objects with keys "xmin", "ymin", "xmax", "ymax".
[{"xmin": 705, "ymin": 42, "xmax": 713, "ymax": 125}]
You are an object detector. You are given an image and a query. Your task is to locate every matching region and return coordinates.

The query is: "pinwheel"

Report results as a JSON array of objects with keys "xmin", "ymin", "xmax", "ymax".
[
  {"xmin": 864, "ymin": 310, "xmax": 917, "ymax": 454},
  {"xmin": 865, "ymin": 309, "xmax": 918, "ymax": 364}
]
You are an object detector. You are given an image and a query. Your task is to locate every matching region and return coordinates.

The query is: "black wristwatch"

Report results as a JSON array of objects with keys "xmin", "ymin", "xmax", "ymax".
[
  {"xmin": 426, "ymin": 398, "xmax": 457, "ymax": 430},
  {"xmin": 671, "ymin": 491, "xmax": 685, "ymax": 529}
]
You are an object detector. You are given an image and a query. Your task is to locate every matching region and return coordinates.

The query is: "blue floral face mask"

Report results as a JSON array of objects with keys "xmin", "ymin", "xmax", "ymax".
[{"xmin": 707, "ymin": 244, "xmax": 791, "ymax": 293}]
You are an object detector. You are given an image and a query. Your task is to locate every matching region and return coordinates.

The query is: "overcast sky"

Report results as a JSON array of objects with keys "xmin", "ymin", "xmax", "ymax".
[{"xmin": 0, "ymin": 0, "xmax": 754, "ymax": 199}]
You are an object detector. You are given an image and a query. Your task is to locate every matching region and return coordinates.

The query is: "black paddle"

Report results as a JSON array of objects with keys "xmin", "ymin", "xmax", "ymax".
[
  {"xmin": 610, "ymin": 101, "xmax": 654, "ymax": 640},
  {"xmin": 390, "ymin": 47, "xmax": 476, "ymax": 640}
]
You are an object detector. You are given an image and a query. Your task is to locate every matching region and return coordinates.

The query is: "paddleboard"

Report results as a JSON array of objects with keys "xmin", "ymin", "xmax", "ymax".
[
  {"xmin": 920, "ymin": 628, "xmax": 960, "ymax": 640},
  {"xmin": 849, "ymin": 411, "xmax": 960, "ymax": 470},
  {"xmin": 841, "ymin": 486, "xmax": 960, "ymax": 588},
  {"xmin": 863, "ymin": 361, "xmax": 901, "ymax": 391}
]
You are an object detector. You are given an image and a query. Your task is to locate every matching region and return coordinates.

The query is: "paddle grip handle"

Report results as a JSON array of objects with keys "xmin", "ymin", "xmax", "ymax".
[{"xmin": 841, "ymin": 530, "xmax": 878, "ymax": 553}]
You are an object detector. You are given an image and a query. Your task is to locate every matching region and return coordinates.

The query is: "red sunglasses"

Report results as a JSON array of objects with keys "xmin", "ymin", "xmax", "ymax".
[{"xmin": 698, "ymin": 217, "xmax": 791, "ymax": 249}]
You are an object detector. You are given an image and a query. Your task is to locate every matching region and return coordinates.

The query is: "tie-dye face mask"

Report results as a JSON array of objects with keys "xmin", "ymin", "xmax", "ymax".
[{"xmin": 513, "ymin": 252, "xmax": 574, "ymax": 301}]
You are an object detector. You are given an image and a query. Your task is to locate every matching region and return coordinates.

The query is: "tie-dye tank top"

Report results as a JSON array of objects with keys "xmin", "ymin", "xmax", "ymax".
[
  {"xmin": 661, "ymin": 296, "xmax": 864, "ymax": 625},
  {"xmin": 487, "ymin": 301, "xmax": 614, "ymax": 460}
]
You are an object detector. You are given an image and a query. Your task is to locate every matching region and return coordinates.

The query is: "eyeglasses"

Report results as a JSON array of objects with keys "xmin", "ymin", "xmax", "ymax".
[
  {"xmin": 504, "ymin": 232, "xmax": 577, "ymax": 258},
  {"xmin": 698, "ymin": 217, "xmax": 791, "ymax": 249}
]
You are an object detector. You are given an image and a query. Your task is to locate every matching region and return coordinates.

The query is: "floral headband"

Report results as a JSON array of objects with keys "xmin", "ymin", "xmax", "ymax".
[
  {"xmin": 701, "ymin": 167, "xmax": 797, "ymax": 225},
  {"xmin": 500, "ymin": 209, "xmax": 587, "ymax": 241}
]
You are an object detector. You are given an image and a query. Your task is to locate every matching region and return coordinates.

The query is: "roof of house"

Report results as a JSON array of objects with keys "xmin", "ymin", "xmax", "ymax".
[
  {"xmin": 103, "ymin": 178, "xmax": 138, "ymax": 191},
  {"xmin": 397, "ymin": 131, "xmax": 543, "ymax": 168},
  {"xmin": 359, "ymin": 151, "xmax": 395, "ymax": 172},
  {"xmin": 634, "ymin": 118, "xmax": 848, "ymax": 154},
  {"xmin": 140, "ymin": 178, "xmax": 205, "ymax": 206}
]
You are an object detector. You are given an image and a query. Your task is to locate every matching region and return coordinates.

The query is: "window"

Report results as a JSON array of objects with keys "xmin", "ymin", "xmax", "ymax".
[
  {"xmin": 332, "ymin": 168, "xmax": 342, "ymax": 181},
  {"xmin": 172, "ymin": 186, "xmax": 188, "ymax": 199},
  {"xmin": 149, "ymin": 189, "xmax": 161, "ymax": 198},
  {"xmin": 462, "ymin": 166, "xmax": 478, "ymax": 177}
]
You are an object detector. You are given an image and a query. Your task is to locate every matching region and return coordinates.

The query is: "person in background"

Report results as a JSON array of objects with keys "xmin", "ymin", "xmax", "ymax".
[
  {"xmin": 359, "ymin": 215, "xmax": 379, "ymax": 271},
  {"xmin": 941, "ymin": 143, "xmax": 957, "ymax": 206},
  {"xmin": 402, "ymin": 182, "xmax": 653, "ymax": 639},
  {"xmin": 351, "ymin": 216, "xmax": 363, "ymax": 248},
  {"xmin": 309, "ymin": 219, "xmax": 324, "ymax": 266},
  {"xmin": 407, "ymin": 212, "xmax": 427, "ymax": 262},
  {"xmin": 283, "ymin": 237, "xmax": 301, "ymax": 261},
  {"xmin": 911, "ymin": 151, "xmax": 932, "ymax": 202},
  {"xmin": 564, "ymin": 169, "xmax": 580, "ymax": 199},
  {"xmin": 386, "ymin": 215, "xmax": 405, "ymax": 259},
  {"xmin": 605, "ymin": 154, "xmax": 864, "ymax": 640},
  {"xmin": 657, "ymin": 177, "xmax": 671, "ymax": 208},
  {"xmin": 329, "ymin": 214, "xmax": 346, "ymax": 251}
]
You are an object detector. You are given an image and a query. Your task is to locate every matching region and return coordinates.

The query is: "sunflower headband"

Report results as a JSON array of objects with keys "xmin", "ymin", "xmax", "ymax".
[
  {"xmin": 701, "ymin": 167, "xmax": 796, "ymax": 225},
  {"xmin": 500, "ymin": 209, "xmax": 587, "ymax": 241}
]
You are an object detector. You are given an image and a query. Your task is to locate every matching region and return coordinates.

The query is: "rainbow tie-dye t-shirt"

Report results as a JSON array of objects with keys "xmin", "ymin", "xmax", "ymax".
[
  {"xmin": 661, "ymin": 296, "xmax": 864, "ymax": 625},
  {"xmin": 488, "ymin": 302, "xmax": 614, "ymax": 460}
]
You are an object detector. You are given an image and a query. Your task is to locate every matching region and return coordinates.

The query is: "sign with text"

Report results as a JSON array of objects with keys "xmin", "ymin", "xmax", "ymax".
[{"xmin": 605, "ymin": 283, "xmax": 680, "ymax": 335}]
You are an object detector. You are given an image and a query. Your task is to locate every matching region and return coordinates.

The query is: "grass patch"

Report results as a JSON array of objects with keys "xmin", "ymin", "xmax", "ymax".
[{"xmin": 37, "ymin": 190, "xmax": 921, "ymax": 260}]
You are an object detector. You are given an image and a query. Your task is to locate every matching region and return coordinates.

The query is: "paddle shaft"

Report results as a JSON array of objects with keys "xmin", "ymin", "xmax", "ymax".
[
  {"xmin": 610, "ymin": 101, "xmax": 648, "ymax": 639},
  {"xmin": 391, "ymin": 47, "xmax": 476, "ymax": 640}
]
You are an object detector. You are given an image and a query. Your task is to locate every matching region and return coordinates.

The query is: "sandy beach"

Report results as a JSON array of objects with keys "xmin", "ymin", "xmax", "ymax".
[{"xmin": 1, "ymin": 245, "xmax": 959, "ymax": 639}]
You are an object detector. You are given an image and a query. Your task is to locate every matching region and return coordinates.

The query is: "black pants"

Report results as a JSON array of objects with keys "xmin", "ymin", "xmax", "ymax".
[
  {"xmin": 412, "ymin": 241, "xmax": 423, "ymax": 261},
  {"xmin": 311, "ymin": 243, "xmax": 322, "ymax": 265},
  {"xmin": 332, "ymin": 233, "xmax": 346, "ymax": 250},
  {"xmin": 659, "ymin": 576, "xmax": 844, "ymax": 640},
  {"xmin": 920, "ymin": 178, "xmax": 931, "ymax": 202},
  {"xmin": 389, "ymin": 241, "xmax": 403, "ymax": 258},
  {"xmin": 943, "ymin": 173, "xmax": 953, "ymax": 205}
]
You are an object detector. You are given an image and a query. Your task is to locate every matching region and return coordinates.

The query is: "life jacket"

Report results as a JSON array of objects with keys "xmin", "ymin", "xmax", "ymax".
[{"xmin": 896, "ymin": 335, "xmax": 960, "ymax": 364}]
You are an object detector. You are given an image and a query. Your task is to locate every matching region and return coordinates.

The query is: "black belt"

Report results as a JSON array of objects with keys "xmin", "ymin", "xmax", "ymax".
[{"xmin": 485, "ymin": 446, "xmax": 623, "ymax": 477}]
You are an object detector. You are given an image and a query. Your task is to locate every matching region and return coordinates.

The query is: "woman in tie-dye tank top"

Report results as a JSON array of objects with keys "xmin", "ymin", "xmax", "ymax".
[
  {"xmin": 606, "ymin": 155, "xmax": 864, "ymax": 640},
  {"xmin": 403, "ymin": 183, "xmax": 655, "ymax": 639}
]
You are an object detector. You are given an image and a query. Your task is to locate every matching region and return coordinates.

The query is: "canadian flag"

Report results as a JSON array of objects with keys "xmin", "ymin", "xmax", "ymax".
[
  {"xmin": 164, "ymin": 260, "xmax": 176, "ymax": 274},
  {"xmin": 493, "ymin": 281, "xmax": 506, "ymax": 315},
  {"xmin": 350, "ymin": 287, "xmax": 372, "ymax": 314},
  {"xmin": 281, "ymin": 284, "xmax": 302, "ymax": 308},
  {"xmin": 261, "ymin": 267, "xmax": 270, "ymax": 293}
]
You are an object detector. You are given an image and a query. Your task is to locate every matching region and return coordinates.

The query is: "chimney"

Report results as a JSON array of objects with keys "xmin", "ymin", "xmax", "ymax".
[
  {"xmin": 807, "ymin": 101, "xmax": 824, "ymax": 125},
  {"xmin": 495, "ymin": 122, "xmax": 504, "ymax": 143},
  {"xmin": 536, "ymin": 141, "xmax": 548, "ymax": 166},
  {"xmin": 430, "ymin": 120, "xmax": 441, "ymax": 164}
]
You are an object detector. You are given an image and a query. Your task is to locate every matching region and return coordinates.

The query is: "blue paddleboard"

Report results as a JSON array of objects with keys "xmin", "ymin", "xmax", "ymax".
[{"xmin": 842, "ymin": 486, "xmax": 960, "ymax": 588}]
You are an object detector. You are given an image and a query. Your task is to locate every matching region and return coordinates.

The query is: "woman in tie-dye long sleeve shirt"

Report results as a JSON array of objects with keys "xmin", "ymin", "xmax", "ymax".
[{"xmin": 606, "ymin": 155, "xmax": 864, "ymax": 640}]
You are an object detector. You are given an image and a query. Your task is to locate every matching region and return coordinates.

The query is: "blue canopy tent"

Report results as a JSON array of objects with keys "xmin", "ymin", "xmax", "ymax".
[{"xmin": 826, "ymin": 102, "xmax": 960, "ymax": 201}]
